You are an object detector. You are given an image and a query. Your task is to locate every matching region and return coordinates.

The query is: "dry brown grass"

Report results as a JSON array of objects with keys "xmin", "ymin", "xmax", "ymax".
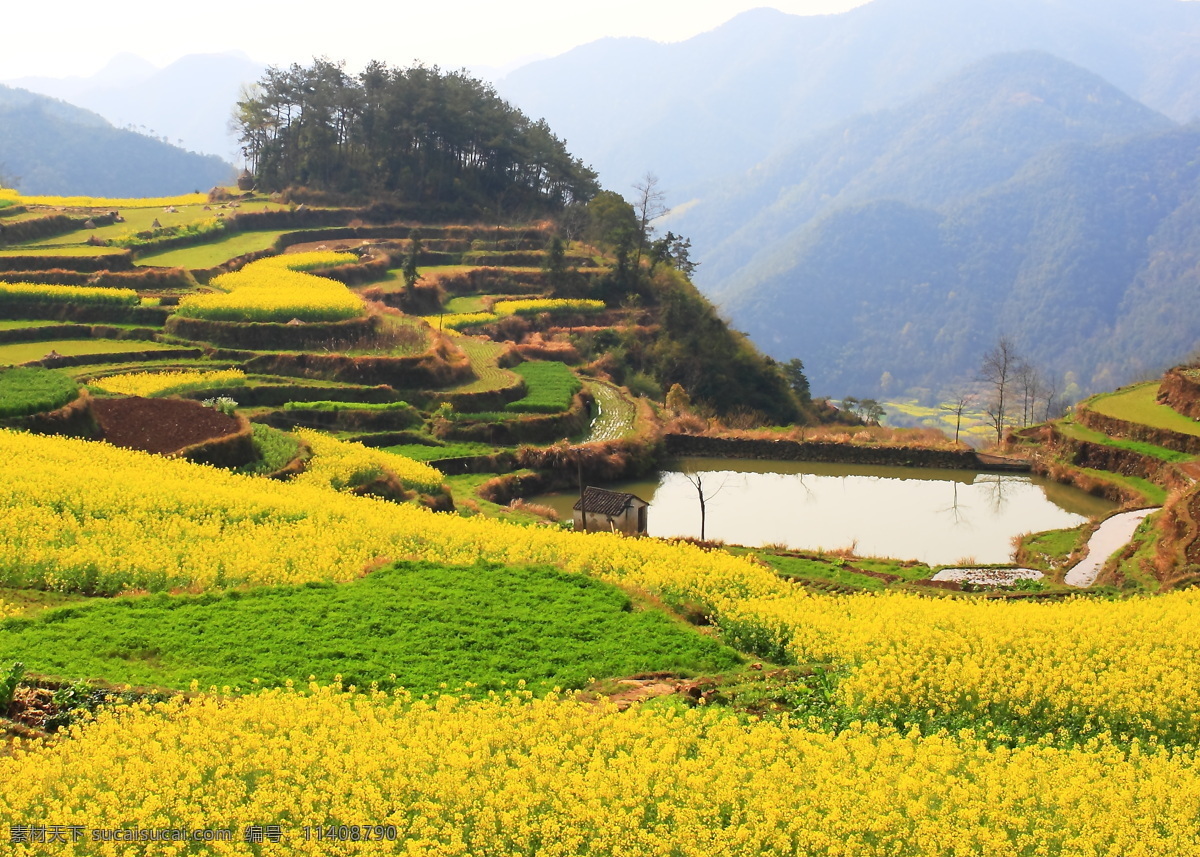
[{"xmin": 507, "ymin": 498, "xmax": 561, "ymax": 521}]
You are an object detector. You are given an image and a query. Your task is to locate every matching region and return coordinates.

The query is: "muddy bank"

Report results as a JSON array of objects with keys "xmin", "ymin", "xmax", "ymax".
[
  {"xmin": 1077, "ymin": 408, "xmax": 1200, "ymax": 456},
  {"xmin": 1158, "ymin": 367, "xmax": 1200, "ymax": 421},
  {"xmin": 1064, "ymin": 508, "xmax": 1158, "ymax": 587},
  {"xmin": 663, "ymin": 434, "xmax": 1002, "ymax": 471},
  {"xmin": 1050, "ymin": 429, "xmax": 1194, "ymax": 494}
]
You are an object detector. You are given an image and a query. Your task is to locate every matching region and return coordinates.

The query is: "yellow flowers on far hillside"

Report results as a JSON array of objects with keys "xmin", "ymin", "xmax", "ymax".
[
  {"xmin": 0, "ymin": 190, "xmax": 208, "ymax": 208},
  {"xmin": 423, "ymin": 299, "xmax": 605, "ymax": 331}
]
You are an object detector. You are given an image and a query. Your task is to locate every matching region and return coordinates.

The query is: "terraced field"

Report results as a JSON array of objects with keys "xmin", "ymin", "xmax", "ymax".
[
  {"xmin": 1, "ymin": 191, "xmax": 1200, "ymax": 854},
  {"xmin": 584, "ymin": 380, "xmax": 638, "ymax": 441},
  {"xmin": 452, "ymin": 337, "xmax": 523, "ymax": 394},
  {"xmin": 1057, "ymin": 420, "xmax": 1195, "ymax": 463},
  {"xmin": 0, "ymin": 339, "xmax": 183, "ymax": 365},
  {"xmin": 1089, "ymin": 382, "xmax": 1200, "ymax": 437},
  {"xmin": 135, "ymin": 229, "xmax": 288, "ymax": 268}
]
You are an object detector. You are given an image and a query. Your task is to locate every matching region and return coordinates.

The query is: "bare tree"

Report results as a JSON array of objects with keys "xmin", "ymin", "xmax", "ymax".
[
  {"xmin": 1040, "ymin": 372, "xmax": 1063, "ymax": 422},
  {"xmin": 1015, "ymin": 359, "xmax": 1044, "ymax": 428},
  {"xmin": 679, "ymin": 466, "xmax": 732, "ymax": 542},
  {"xmin": 631, "ymin": 172, "xmax": 669, "ymax": 281},
  {"xmin": 939, "ymin": 388, "xmax": 975, "ymax": 445},
  {"xmin": 978, "ymin": 337, "xmax": 1021, "ymax": 446}
]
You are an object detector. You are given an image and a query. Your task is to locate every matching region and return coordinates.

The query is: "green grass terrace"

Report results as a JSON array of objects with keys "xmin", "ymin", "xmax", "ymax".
[{"xmin": 1087, "ymin": 382, "xmax": 1200, "ymax": 438}]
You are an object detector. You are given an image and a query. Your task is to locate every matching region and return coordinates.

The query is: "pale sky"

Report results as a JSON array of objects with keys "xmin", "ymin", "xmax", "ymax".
[{"xmin": 3, "ymin": 1, "xmax": 870, "ymax": 81}]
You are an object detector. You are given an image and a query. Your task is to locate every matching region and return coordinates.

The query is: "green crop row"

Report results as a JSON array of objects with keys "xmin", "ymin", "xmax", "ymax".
[
  {"xmin": 282, "ymin": 400, "xmax": 411, "ymax": 412},
  {"xmin": 0, "ymin": 560, "xmax": 740, "ymax": 695},
  {"xmin": 0, "ymin": 367, "xmax": 79, "ymax": 418},
  {"xmin": 504, "ymin": 361, "xmax": 582, "ymax": 413}
]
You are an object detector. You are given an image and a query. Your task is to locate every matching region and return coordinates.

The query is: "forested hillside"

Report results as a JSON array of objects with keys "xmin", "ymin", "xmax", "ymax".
[{"xmin": 0, "ymin": 86, "xmax": 234, "ymax": 196}]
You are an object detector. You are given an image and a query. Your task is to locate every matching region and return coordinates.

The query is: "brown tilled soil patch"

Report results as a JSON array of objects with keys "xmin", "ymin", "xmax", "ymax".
[
  {"xmin": 92, "ymin": 396, "xmax": 240, "ymax": 455},
  {"xmin": 602, "ymin": 673, "xmax": 721, "ymax": 711}
]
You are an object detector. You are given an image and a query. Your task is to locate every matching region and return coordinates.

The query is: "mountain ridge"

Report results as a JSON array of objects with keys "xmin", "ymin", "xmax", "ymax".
[{"xmin": 0, "ymin": 84, "xmax": 236, "ymax": 196}]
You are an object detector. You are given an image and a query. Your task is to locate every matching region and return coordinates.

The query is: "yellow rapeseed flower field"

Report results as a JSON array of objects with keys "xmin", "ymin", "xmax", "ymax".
[
  {"xmin": 87, "ymin": 369, "xmax": 245, "ymax": 397},
  {"xmin": 493, "ymin": 298, "xmax": 605, "ymax": 316},
  {"xmin": 174, "ymin": 252, "xmax": 364, "ymax": 323},
  {"xmin": 2, "ymin": 686, "xmax": 1199, "ymax": 856},
  {"xmin": 424, "ymin": 310, "xmax": 498, "ymax": 330},
  {"xmin": 293, "ymin": 429, "xmax": 445, "ymax": 495},
  {"xmin": 726, "ymin": 590, "xmax": 1200, "ymax": 743},
  {"xmin": 0, "ymin": 282, "xmax": 139, "ymax": 307},
  {"xmin": 6, "ymin": 428, "xmax": 1200, "ymax": 742},
  {"xmin": 424, "ymin": 300, "xmax": 605, "ymax": 331}
]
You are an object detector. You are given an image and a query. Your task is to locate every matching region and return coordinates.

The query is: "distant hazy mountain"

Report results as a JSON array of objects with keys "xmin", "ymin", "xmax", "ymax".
[
  {"xmin": 682, "ymin": 51, "xmax": 1176, "ymax": 289},
  {"xmin": 498, "ymin": 0, "xmax": 1200, "ymax": 193},
  {"xmin": 6, "ymin": 51, "xmax": 266, "ymax": 160},
  {"xmin": 696, "ymin": 53, "xmax": 1200, "ymax": 397},
  {"xmin": 0, "ymin": 85, "xmax": 236, "ymax": 196}
]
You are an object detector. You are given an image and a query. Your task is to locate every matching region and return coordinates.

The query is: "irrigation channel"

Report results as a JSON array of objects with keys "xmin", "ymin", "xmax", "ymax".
[{"xmin": 528, "ymin": 457, "xmax": 1116, "ymax": 566}]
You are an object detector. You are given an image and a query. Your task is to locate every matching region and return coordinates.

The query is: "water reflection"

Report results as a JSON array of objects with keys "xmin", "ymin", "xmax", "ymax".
[{"xmin": 527, "ymin": 457, "xmax": 1116, "ymax": 566}]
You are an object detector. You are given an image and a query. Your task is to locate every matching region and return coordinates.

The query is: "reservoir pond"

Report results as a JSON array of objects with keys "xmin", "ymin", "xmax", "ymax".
[{"xmin": 527, "ymin": 457, "xmax": 1117, "ymax": 566}]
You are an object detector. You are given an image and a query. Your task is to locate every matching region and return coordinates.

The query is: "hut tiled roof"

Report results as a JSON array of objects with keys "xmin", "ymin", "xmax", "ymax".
[{"xmin": 572, "ymin": 486, "xmax": 644, "ymax": 516}]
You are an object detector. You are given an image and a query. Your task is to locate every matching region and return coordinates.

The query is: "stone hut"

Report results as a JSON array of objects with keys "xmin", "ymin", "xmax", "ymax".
[{"xmin": 572, "ymin": 486, "xmax": 649, "ymax": 535}]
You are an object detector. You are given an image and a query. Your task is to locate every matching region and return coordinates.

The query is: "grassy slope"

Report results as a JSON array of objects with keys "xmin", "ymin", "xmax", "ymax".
[
  {"xmin": 383, "ymin": 441, "xmax": 500, "ymax": 461},
  {"xmin": 1057, "ymin": 420, "xmax": 1194, "ymax": 463},
  {"xmin": 135, "ymin": 230, "xmax": 288, "ymax": 269},
  {"xmin": 0, "ymin": 560, "xmax": 741, "ymax": 694},
  {"xmin": 14, "ymin": 201, "xmax": 282, "ymax": 249},
  {"xmin": 505, "ymin": 361, "xmax": 582, "ymax": 413},
  {"xmin": 452, "ymin": 337, "xmax": 522, "ymax": 394},
  {"xmin": 0, "ymin": 246, "xmax": 129, "ymax": 257},
  {"xmin": 1089, "ymin": 383, "xmax": 1200, "ymax": 438},
  {"xmin": 0, "ymin": 339, "xmax": 180, "ymax": 366}
]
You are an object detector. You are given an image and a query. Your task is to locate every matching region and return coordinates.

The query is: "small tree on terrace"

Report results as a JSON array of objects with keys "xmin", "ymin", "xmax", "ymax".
[
  {"xmin": 631, "ymin": 172, "xmax": 669, "ymax": 282},
  {"xmin": 544, "ymin": 235, "xmax": 570, "ymax": 296},
  {"xmin": 402, "ymin": 229, "xmax": 423, "ymax": 293}
]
